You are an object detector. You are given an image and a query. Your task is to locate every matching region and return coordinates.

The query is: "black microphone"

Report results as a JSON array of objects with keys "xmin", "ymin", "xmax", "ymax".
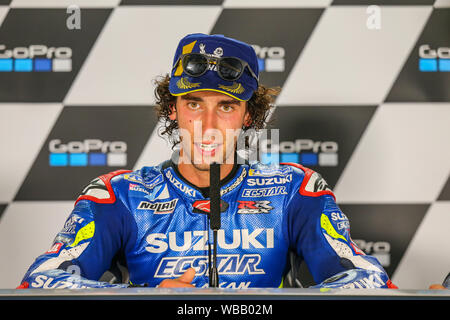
[
  {"xmin": 209, "ymin": 162, "xmax": 221, "ymax": 287},
  {"xmin": 209, "ymin": 162, "xmax": 221, "ymax": 230}
]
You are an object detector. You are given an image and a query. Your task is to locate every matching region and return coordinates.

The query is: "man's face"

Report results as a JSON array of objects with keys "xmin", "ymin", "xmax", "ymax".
[{"xmin": 169, "ymin": 91, "xmax": 250, "ymax": 171}]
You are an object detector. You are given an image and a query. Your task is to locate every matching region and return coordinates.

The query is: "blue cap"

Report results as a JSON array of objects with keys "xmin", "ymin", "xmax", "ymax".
[{"xmin": 169, "ymin": 33, "xmax": 259, "ymax": 101}]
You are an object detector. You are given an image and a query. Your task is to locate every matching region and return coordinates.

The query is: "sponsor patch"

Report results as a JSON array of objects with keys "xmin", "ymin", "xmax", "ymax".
[
  {"xmin": 237, "ymin": 200, "xmax": 273, "ymax": 214},
  {"xmin": 128, "ymin": 183, "xmax": 150, "ymax": 195},
  {"xmin": 138, "ymin": 199, "xmax": 178, "ymax": 214},
  {"xmin": 241, "ymin": 186, "xmax": 287, "ymax": 198},
  {"xmin": 192, "ymin": 199, "xmax": 229, "ymax": 214},
  {"xmin": 46, "ymin": 242, "xmax": 63, "ymax": 255},
  {"xmin": 165, "ymin": 169, "xmax": 197, "ymax": 197},
  {"xmin": 220, "ymin": 168, "xmax": 247, "ymax": 196},
  {"xmin": 248, "ymin": 167, "xmax": 291, "ymax": 177},
  {"xmin": 154, "ymin": 254, "xmax": 265, "ymax": 278},
  {"xmin": 246, "ymin": 175, "xmax": 292, "ymax": 187}
]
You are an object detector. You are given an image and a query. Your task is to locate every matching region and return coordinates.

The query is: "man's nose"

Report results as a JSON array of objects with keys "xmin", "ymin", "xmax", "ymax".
[
  {"xmin": 198, "ymin": 108, "xmax": 223, "ymax": 144},
  {"xmin": 201, "ymin": 107, "xmax": 218, "ymax": 133}
]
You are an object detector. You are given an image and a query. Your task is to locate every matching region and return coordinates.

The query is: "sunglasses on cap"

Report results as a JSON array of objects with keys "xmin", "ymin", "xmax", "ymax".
[{"xmin": 173, "ymin": 53, "xmax": 259, "ymax": 83}]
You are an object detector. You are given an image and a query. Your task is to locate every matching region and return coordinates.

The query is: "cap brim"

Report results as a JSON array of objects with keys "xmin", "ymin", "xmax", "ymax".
[
  {"xmin": 169, "ymin": 70, "xmax": 257, "ymax": 101},
  {"xmin": 170, "ymin": 88, "xmax": 247, "ymax": 101}
]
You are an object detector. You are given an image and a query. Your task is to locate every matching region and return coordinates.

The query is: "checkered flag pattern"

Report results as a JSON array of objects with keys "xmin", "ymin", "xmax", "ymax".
[{"xmin": 0, "ymin": 0, "xmax": 449, "ymax": 289}]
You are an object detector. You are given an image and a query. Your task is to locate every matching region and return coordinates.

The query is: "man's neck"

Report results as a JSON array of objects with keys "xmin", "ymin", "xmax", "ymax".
[{"xmin": 177, "ymin": 161, "xmax": 235, "ymax": 188}]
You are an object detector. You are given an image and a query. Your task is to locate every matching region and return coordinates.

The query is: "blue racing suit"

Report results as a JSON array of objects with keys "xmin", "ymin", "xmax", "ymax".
[{"xmin": 18, "ymin": 159, "xmax": 396, "ymax": 289}]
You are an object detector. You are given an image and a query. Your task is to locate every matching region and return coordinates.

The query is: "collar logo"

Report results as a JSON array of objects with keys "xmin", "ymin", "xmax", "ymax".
[{"xmin": 165, "ymin": 169, "xmax": 197, "ymax": 197}]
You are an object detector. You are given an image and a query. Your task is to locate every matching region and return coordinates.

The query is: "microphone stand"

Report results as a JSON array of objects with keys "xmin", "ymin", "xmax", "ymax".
[{"xmin": 209, "ymin": 162, "xmax": 221, "ymax": 288}]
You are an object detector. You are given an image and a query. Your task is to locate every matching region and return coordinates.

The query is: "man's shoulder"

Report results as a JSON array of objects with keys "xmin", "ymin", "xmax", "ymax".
[
  {"xmin": 75, "ymin": 161, "xmax": 169, "ymax": 205},
  {"xmin": 246, "ymin": 161, "xmax": 307, "ymax": 180},
  {"xmin": 246, "ymin": 162, "xmax": 335, "ymax": 200},
  {"xmin": 282, "ymin": 162, "xmax": 335, "ymax": 200},
  {"xmin": 112, "ymin": 162, "xmax": 167, "ymax": 186}
]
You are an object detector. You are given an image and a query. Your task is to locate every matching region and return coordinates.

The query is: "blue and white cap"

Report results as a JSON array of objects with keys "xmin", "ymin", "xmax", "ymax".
[{"xmin": 169, "ymin": 33, "xmax": 259, "ymax": 101}]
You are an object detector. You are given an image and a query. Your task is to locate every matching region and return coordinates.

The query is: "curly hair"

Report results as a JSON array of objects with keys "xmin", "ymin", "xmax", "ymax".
[{"xmin": 153, "ymin": 74, "xmax": 280, "ymax": 148}]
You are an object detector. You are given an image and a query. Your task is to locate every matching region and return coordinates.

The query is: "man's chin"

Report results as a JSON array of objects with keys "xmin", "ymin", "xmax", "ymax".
[
  {"xmin": 191, "ymin": 162, "xmax": 213, "ymax": 172},
  {"xmin": 190, "ymin": 154, "xmax": 237, "ymax": 171},
  {"xmin": 192, "ymin": 155, "xmax": 223, "ymax": 169}
]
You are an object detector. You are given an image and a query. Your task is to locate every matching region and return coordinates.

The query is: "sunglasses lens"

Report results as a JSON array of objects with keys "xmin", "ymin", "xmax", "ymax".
[
  {"xmin": 218, "ymin": 57, "xmax": 243, "ymax": 81},
  {"xmin": 183, "ymin": 54, "xmax": 208, "ymax": 76}
]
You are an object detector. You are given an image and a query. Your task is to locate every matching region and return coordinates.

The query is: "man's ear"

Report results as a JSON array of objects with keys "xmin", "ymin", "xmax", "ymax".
[
  {"xmin": 168, "ymin": 103, "xmax": 177, "ymax": 121},
  {"xmin": 243, "ymin": 110, "xmax": 252, "ymax": 128}
]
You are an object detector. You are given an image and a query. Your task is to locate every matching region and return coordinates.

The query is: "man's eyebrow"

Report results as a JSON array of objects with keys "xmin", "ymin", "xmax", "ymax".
[
  {"xmin": 218, "ymin": 98, "xmax": 241, "ymax": 105},
  {"xmin": 180, "ymin": 94, "xmax": 203, "ymax": 102}
]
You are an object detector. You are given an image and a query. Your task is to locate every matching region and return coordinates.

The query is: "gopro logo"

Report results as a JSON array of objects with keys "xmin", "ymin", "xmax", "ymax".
[
  {"xmin": 0, "ymin": 44, "xmax": 72, "ymax": 72},
  {"xmin": 418, "ymin": 44, "xmax": 450, "ymax": 72},
  {"xmin": 260, "ymin": 138, "xmax": 338, "ymax": 167},
  {"xmin": 252, "ymin": 45, "xmax": 285, "ymax": 72},
  {"xmin": 48, "ymin": 139, "xmax": 127, "ymax": 167}
]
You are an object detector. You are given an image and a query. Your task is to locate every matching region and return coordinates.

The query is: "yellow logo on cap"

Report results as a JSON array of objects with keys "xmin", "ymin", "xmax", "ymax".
[
  {"xmin": 218, "ymin": 82, "xmax": 245, "ymax": 94},
  {"xmin": 174, "ymin": 40, "xmax": 197, "ymax": 77},
  {"xmin": 177, "ymin": 77, "xmax": 201, "ymax": 89}
]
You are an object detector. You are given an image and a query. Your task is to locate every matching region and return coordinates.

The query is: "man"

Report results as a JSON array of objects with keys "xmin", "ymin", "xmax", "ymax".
[{"xmin": 18, "ymin": 33, "xmax": 396, "ymax": 289}]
